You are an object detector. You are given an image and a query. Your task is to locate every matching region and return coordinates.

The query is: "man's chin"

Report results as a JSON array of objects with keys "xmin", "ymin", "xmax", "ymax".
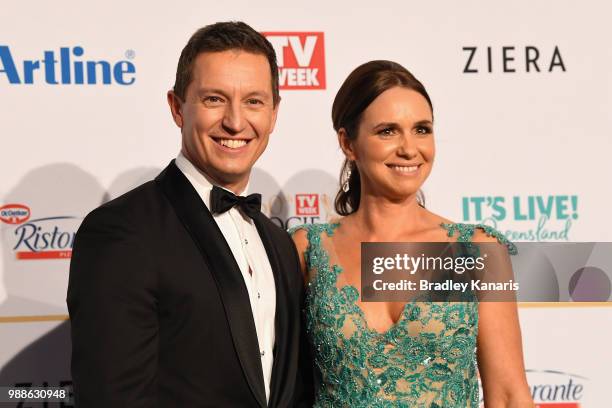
[{"xmin": 210, "ymin": 167, "xmax": 251, "ymax": 186}]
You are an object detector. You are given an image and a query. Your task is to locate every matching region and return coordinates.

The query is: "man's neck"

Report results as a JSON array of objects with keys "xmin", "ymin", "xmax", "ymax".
[{"xmin": 179, "ymin": 150, "xmax": 249, "ymax": 195}]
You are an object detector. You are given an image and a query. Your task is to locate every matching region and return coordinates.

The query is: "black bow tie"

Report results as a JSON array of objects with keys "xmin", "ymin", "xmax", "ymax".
[{"xmin": 210, "ymin": 185, "xmax": 262, "ymax": 219}]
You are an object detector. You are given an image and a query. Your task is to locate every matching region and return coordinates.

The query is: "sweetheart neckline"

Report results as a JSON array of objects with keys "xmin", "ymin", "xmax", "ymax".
[
  {"xmin": 313, "ymin": 222, "xmax": 419, "ymax": 337},
  {"xmin": 306, "ymin": 221, "xmax": 501, "ymax": 337}
]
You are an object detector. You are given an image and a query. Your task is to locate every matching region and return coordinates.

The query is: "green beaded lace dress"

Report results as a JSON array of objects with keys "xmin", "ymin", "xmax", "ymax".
[{"xmin": 289, "ymin": 222, "xmax": 516, "ymax": 408}]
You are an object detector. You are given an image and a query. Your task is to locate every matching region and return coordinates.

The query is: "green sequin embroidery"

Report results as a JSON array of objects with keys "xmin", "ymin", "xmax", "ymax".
[{"xmin": 289, "ymin": 222, "xmax": 515, "ymax": 408}]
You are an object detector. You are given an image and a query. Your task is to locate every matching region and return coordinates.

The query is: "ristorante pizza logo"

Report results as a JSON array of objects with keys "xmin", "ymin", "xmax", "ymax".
[
  {"xmin": 263, "ymin": 32, "xmax": 326, "ymax": 89},
  {"xmin": 1, "ymin": 203, "xmax": 79, "ymax": 260},
  {"xmin": 526, "ymin": 369, "xmax": 586, "ymax": 407}
]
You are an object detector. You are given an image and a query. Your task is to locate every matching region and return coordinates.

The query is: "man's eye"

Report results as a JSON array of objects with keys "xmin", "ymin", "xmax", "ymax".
[
  {"xmin": 203, "ymin": 96, "xmax": 224, "ymax": 104},
  {"xmin": 246, "ymin": 98, "xmax": 263, "ymax": 105},
  {"xmin": 378, "ymin": 128, "xmax": 394, "ymax": 136}
]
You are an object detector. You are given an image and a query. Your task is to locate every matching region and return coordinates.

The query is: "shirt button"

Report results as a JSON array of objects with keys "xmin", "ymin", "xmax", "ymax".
[
  {"xmin": 244, "ymin": 238, "xmax": 249, "ymax": 245},
  {"xmin": 257, "ymin": 292, "xmax": 261, "ymax": 299},
  {"xmin": 260, "ymin": 350, "xmax": 265, "ymax": 357}
]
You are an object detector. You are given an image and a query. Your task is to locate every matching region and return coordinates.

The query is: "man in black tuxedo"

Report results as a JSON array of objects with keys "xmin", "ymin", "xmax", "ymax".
[{"xmin": 67, "ymin": 22, "xmax": 312, "ymax": 407}]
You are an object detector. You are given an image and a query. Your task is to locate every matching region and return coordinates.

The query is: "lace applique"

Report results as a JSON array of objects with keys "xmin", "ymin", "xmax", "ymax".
[{"xmin": 290, "ymin": 222, "xmax": 515, "ymax": 408}]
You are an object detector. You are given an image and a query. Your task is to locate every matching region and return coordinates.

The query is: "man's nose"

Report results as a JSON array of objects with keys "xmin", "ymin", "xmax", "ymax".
[{"xmin": 222, "ymin": 101, "xmax": 246, "ymax": 134}]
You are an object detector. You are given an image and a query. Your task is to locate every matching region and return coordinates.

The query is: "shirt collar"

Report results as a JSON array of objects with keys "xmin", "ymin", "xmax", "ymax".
[{"xmin": 175, "ymin": 152, "xmax": 249, "ymax": 208}]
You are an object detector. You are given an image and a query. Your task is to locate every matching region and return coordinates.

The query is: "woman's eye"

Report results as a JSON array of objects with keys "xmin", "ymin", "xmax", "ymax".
[{"xmin": 416, "ymin": 126, "xmax": 432, "ymax": 135}]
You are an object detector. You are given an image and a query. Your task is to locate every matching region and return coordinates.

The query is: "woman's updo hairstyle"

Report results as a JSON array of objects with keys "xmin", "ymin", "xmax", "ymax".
[{"xmin": 332, "ymin": 60, "xmax": 433, "ymax": 215}]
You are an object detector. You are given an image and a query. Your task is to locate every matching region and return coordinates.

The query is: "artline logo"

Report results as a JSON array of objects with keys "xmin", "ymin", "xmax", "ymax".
[
  {"xmin": 0, "ymin": 45, "xmax": 136, "ymax": 85},
  {"xmin": 526, "ymin": 369, "xmax": 586, "ymax": 407},
  {"xmin": 462, "ymin": 45, "xmax": 566, "ymax": 73},
  {"xmin": 1, "ymin": 203, "xmax": 79, "ymax": 260},
  {"xmin": 462, "ymin": 195, "xmax": 578, "ymax": 241},
  {"xmin": 0, "ymin": 203, "xmax": 31, "ymax": 224},
  {"xmin": 263, "ymin": 32, "xmax": 325, "ymax": 89},
  {"xmin": 295, "ymin": 194, "xmax": 319, "ymax": 216}
]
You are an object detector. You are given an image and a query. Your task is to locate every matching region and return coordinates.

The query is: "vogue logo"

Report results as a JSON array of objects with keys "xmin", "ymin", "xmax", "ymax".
[
  {"xmin": 0, "ymin": 45, "xmax": 136, "ymax": 85},
  {"xmin": 264, "ymin": 32, "xmax": 326, "ymax": 89},
  {"xmin": 462, "ymin": 46, "xmax": 566, "ymax": 73},
  {"xmin": 0, "ymin": 203, "xmax": 31, "ymax": 224}
]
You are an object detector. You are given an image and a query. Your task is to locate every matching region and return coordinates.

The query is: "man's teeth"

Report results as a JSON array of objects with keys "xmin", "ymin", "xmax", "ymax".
[
  {"xmin": 391, "ymin": 165, "xmax": 419, "ymax": 173},
  {"xmin": 219, "ymin": 139, "xmax": 247, "ymax": 149}
]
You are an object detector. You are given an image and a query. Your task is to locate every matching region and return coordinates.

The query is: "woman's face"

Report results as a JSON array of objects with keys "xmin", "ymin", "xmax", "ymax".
[{"xmin": 342, "ymin": 86, "xmax": 435, "ymax": 202}]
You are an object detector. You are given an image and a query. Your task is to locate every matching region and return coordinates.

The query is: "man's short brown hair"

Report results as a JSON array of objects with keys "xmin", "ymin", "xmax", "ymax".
[{"xmin": 173, "ymin": 21, "xmax": 280, "ymax": 106}]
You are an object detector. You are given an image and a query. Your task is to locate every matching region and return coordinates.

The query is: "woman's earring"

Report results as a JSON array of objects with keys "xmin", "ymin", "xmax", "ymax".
[{"xmin": 341, "ymin": 163, "xmax": 352, "ymax": 192}]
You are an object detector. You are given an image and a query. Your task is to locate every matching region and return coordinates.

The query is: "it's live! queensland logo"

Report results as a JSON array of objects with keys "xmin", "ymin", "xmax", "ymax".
[
  {"xmin": 462, "ymin": 194, "xmax": 578, "ymax": 241},
  {"xmin": 0, "ymin": 203, "xmax": 79, "ymax": 260},
  {"xmin": 263, "ymin": 32, "xmax": 325, "ymax": 89}
]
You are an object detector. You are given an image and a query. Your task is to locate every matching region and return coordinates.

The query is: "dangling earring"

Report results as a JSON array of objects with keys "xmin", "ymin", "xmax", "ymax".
[{"xmin": 342, "ymin": 162, "xmax": 352, "ymax": 192}]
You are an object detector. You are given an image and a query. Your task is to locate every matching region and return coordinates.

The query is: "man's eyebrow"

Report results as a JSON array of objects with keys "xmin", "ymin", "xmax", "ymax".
[
  {"xmin": 243, "ymin": 90, "xmax": 272, "ymax": 99},
  {"xmin": 195, "ymin": 88, "xmax": 271, "ymax": 99},
  {"xmin": 196, "ymin": 88, "xmax": 229, "ymax": 97}
]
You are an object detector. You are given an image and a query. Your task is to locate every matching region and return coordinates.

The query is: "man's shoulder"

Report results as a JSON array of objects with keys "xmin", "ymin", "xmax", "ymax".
[{"xmin": 82, "ymin": 179, "xmax": 164, "ymax": 231}]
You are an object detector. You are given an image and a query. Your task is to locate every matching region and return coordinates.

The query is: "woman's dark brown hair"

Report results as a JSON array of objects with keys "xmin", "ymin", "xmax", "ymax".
[{"xmin": 332, "ymin": 60, "xmax": 433, "ymax": 215}]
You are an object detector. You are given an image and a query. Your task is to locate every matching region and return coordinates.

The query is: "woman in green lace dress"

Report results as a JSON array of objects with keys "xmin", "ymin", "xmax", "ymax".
[{"xmin": 290, "ymin": 61, "xmax": 533, "ymax": 407}]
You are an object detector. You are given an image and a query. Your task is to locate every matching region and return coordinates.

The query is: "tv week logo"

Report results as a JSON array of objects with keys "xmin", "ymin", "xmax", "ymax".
[
  {"xmin": 264, "ymin": 32, "xmax": 326, "ymax": 89},
  {"xmin": 295, "ymin": 194, "xmax": 320, "ymax": 216}
]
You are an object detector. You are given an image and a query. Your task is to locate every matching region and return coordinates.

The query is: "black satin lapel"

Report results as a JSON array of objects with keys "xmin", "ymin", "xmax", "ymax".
[
  {"xmin": 156, "ymin": 161, "xmax": 267, "ymax": 408},
  {"xmin": 252, "ymin": 213, "xmax": 289, "ymax": 407}
]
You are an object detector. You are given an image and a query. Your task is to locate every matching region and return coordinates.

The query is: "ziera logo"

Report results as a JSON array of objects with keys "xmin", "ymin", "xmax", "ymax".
[
  {"xmin": 462, "ymin": 45, "xmax": 566, "ymax": 73},
  {"xmin": 296, "ymin": 194, "xmax": 319, "ymax": 216},
  {"xmin": 0, "ymin": 45, "xmax": 136, "ymax": 85},
  {"xmin": 0, "ymin": 203, "xmax": 31, "ymax": 224},
  {"xmin": 263, "ymin": 32, "xmax": 325, "ymax": 89}
]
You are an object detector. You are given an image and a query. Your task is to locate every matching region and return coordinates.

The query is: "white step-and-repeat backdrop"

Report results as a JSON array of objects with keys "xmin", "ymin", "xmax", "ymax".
[{"xmin": 1, "ymin": 1, "xmax": 611, "ymax": 406}]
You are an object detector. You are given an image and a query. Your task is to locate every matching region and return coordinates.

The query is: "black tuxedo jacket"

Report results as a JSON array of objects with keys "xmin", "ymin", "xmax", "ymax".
[{"xmin": 67, "ymin": 161, "xmax": 313, "ymax": 407}]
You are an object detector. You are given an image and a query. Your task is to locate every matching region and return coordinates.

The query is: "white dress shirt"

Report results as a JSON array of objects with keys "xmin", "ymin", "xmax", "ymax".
[{"xmin": 175, "ymin": 152, "xmax": 276, "ymax": 402}]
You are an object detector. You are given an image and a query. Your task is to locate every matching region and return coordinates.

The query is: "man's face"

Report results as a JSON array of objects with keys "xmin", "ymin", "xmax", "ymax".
[{"xmin": 168, "ymin": 50, "xmax": 278, "ymax": 192}]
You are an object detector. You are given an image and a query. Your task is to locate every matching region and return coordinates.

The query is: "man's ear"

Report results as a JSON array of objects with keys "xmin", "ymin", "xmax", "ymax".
[
  {"xmin": 269, "ymin": 96, "xmax": 281, "ymax": 134},
  {"xmin": 338, "ymin": 128, "xmax": 357, "ymax": 161},
  {"xmin": 167, "ymin": 90, "xmax": 184, "ymax": 128}
]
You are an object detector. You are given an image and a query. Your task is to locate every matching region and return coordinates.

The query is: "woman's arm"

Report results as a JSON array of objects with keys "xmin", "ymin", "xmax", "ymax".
[
  {"xmin": 290, "ymin": 228, "xmax": 311, "ymax": 286},
  {"xmin": 474, "ymin": 230, "xmax": 534, "ymax": 407},
  {"xmin": 478, "ymin": 301, "xmax": 533, "ymax": 407}
]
